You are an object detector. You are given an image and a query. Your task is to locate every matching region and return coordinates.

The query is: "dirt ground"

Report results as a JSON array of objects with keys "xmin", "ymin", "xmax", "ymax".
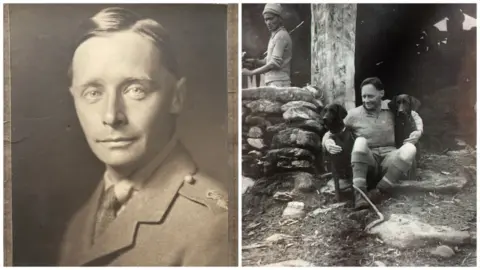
[{"xmin": 242, "ymin": 148, "xmax": 477, "ymax": 266}]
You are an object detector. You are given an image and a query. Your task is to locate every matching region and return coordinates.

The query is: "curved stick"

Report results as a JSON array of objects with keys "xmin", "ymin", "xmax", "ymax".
[{"xmin": 352, "ymin": 185, "xmax": 385, "ymax": 231}]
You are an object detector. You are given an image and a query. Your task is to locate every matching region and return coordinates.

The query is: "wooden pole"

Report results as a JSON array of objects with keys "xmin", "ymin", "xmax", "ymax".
[{"xmin": 311, "ymin": 4, "xmax": 357, "ymax": 110}]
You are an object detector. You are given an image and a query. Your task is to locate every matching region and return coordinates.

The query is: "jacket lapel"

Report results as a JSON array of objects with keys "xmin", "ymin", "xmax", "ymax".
[
  {"xmin": 67, "ymin": 181, "xmax": 103, "ymax": 265},
  {"xmin": 78, "ymin": 142, "xmax": 197, "ymax": 265}
]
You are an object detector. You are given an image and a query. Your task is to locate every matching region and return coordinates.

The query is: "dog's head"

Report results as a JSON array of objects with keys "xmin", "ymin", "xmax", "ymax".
[
  {"xmin": 388, "ymin": 94, "xmax": 421, "ymax": 115},
  {"xmin": 321, "ymin": 103, "xmax": 348, "ymax": 132}
]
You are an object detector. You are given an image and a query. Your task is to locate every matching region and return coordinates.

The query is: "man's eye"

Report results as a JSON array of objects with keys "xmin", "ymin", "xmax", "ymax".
[
  {"xmin": 125, "ymin": 85, "xmax": 148, "ymax": 100},
  {"xmin": 83, "ymin": 89, "xmax": 103, "ymax": 101}
]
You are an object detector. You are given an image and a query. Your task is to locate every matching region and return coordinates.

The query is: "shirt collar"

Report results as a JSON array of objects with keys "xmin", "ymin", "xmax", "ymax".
[
  {"xmin": 270, "ymin": 26, "xmax": 286, "ymax": 38},
  {"xmin": 104, "ymin": 132, "xmax": 179, "ymax": 191}
]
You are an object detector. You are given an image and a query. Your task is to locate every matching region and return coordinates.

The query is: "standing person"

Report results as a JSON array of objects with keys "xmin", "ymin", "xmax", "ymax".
[
  {"xmin": 323, "ymin": 77, "xmax": 423, "ymax": 210},
  {"xmin": 242, "ymin": 3, "xmax": 293, "ymax": 87},
  {"xmin": 58, "ymin": 7, "xmax": 230, "ymax": 266}
]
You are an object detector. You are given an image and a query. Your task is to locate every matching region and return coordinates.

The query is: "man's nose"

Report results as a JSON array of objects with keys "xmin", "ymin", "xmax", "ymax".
[{"xmin": 102, "ymin": 93, "xmax": 127, "ymax": 127}]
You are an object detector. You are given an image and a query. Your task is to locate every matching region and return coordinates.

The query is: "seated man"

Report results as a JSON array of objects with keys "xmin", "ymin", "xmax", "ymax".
[{"xmin": 322, "ymin": 77, "xmax": 423, "ymax": 210}]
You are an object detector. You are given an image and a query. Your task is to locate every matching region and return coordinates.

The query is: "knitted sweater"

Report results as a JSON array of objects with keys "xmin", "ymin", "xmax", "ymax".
[{"xmin": 264, "ymin": 27, "xmax": 292, "ymax": 84}]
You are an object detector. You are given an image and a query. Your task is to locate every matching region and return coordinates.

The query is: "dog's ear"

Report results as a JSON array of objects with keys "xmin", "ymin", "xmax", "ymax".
[
  {"xmin": 410, "ymin": 96, "xmax": 421, "ymax": 111},
  {"xmin": 388, "ymin": 96, "xmax": 397, "ymax": 111},
  {"xmin": 337, "ymin": 104, "xmax": 348, "ymax": 120}
]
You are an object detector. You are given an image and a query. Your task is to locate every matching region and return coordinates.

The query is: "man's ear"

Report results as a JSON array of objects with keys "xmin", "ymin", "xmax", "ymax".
[
  {"xmin": 170, "ymin": 77, "xmax": 187, "ymax": 114},
  {"xmin": 388, "ymin": 95, "xmax": 397, "ymax": 111},
  {"xmin": 379, "ymin": 90, "xmax": 385, "ymax": 98},
  {"xmin": 410, "ymin": 96, "xmax": 421, "ymax": 111}
]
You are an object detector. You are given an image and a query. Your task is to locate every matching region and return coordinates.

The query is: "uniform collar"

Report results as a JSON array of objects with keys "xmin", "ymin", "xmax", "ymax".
[
  {"xmin": 104, "ymin": 131, "xmax": 179, "ymax": 192},
  {"xmin": 76, "ymin": 141, "xmax": 197, "ymax": 265}
]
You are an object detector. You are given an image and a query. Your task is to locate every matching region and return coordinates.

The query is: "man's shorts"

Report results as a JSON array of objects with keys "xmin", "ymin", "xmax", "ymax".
[{"xmin": 364, "ymin": 146, "xmax": 412, "ymax": 189}]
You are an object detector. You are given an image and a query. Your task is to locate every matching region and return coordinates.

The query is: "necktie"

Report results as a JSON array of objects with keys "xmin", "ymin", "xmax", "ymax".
[{"xmin": 93, "ymin": 185, "xmax": 121, "ymax": 242}]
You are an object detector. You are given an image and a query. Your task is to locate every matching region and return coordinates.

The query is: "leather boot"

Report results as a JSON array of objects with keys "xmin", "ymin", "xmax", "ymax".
[
  {"xmin": 354, "ymin": 188, "xmax": 369, "ymax": 210},
  {"xmin": 377, "ymin": 177, "xmax": 397, "ymax": 194}
]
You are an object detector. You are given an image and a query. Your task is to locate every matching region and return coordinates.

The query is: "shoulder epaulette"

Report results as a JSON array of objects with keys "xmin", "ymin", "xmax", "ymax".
[{"xmin": 178, "ymin": 171, "xmax": 228, "ymax": 215}]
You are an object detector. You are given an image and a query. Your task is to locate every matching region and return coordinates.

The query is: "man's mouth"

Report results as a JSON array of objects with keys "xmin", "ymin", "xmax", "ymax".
[
  {"xmin": 96, "ymin": 137, "xmax": 137, "ymax": 147},
  {"xmin": 98, "ymin": 137, "xmax": 135, "ymax": 142}
]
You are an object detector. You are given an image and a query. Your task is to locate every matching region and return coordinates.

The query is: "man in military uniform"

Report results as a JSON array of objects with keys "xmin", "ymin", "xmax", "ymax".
[{"xmin": 58, "ymin": 7, "xmax": 230, "ymax": 266}]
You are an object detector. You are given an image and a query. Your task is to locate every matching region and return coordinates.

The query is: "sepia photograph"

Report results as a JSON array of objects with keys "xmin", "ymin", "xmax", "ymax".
[
  {"xmin": 241, "ymin": 3, "xmax": 476, "ymax": 266},
  {"xmin": 4, "ymin": 4, "xmax": 236, "ymax": 266}
]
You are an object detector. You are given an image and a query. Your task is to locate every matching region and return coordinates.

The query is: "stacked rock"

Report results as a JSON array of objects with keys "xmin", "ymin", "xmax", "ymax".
[{"xmin": 242, "ymin": 86, "xmax": 326, "ymax": 193}]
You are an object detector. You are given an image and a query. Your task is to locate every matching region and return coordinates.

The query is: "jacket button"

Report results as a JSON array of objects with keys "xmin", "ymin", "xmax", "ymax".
[{"xmin": 184, "ymin": 175, "xmax": 195, "ymax": 184}]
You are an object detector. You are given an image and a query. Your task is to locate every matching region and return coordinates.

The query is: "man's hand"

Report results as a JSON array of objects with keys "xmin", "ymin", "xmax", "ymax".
[
  {"xmin": 244, "ymin": 58, "xmax": 257, "ymax": 65},
  {"xmin": 325, "ymin": 139, "xmax": 343, "ymax": 154},
  {"xmin": 403, "ymin": 130, "xmax": 422, "ymax": 145},
  {"xmin": 242, "ymin": 68, "xmax": 254, "ymax": 76},
  {"xmin": 243, "ymin": 58, "xmax": 256, "ymax": 69}
]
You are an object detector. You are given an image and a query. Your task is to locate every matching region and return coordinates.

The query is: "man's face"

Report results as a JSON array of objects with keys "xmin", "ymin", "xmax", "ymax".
[
  {"xmin": 70, "ymin": 31, "xmax": 185, "ymax": 170},
  {"xmin": 361, "ymin": 84, "xmax": 384, "ymax": 111},
  {"xmin": 263, "ymin": 13, "xmax": 281, "ymax": 32}
]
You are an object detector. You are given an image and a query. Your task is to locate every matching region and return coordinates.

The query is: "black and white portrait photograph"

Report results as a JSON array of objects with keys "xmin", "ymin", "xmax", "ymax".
[
  {"xmin": 241, "ymin": 3, "xmax": 476, "ymax": 266},
  {"xmin": 4, "ymin": 4, "xmax": 236, "ymax": 266}
]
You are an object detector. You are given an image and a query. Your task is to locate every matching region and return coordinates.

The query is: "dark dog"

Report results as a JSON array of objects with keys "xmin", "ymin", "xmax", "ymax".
[
  {"xmin": 387, "ymin": 94, "xmax": 421, "ymax": 148},
  {"xmin": 321, "ymin": 103, "xmax": 355, "ymax": 201},
  {"xmin": 388, "ymin": 94, "xmax": 422, "ymax": 180}
]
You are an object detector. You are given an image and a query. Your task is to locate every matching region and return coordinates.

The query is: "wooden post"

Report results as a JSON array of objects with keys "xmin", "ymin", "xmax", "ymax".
[
  {"xmin": 311, "ymin": 4, "xmax": 357, "ymax": 110},
  {"xmin": 4, "ymin": 4, "xmax": 13, "ymax": 266},
  {"xmin": 227, "ymin": 4, "xmax": 238, "ymax": 266}
]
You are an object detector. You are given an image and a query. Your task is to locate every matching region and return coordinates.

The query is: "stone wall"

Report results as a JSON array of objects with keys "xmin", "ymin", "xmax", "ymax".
[{"xmin": 242, "ymin": 86, "xmax": 327, "ymax": 193}]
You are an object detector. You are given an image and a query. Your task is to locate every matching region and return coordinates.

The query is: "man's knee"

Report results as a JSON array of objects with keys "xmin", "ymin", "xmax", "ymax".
[
  {"xmin": 352, "ymin": 137, "xmax": 369, "ymax": 153},
  {"xmin": 351, "ymin": 137, "xmax": 371, "ymax": 164},
  {"xmin": 398, "ymin": 142, "xmax": 417, "ymax": 162}
]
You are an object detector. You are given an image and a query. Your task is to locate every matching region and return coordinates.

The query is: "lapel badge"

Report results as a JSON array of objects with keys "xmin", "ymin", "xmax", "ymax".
[{"xmin": 206, "ymin": 189, "xmax": 228, "ymax": 210}]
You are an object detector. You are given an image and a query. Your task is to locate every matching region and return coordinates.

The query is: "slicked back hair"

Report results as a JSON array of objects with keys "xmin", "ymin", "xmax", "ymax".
[
  {"xmin": 360, "ymin": 77, "xmax": 384, "ymax": 91},
  {"xmin": 68, "ymin": 7, "xmax": 179, "ymax": 80}
]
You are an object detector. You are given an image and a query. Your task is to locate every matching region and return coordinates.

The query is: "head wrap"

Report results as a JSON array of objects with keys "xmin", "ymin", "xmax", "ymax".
[{"xmin": 262, "ymin": 4, "xmax": 282, "ymax": 18}]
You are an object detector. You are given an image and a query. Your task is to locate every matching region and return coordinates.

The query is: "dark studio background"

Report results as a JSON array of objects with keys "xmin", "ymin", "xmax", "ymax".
[{"xmin": 8, "ymin": 4, "xmax": 228, "ymax": 265}]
